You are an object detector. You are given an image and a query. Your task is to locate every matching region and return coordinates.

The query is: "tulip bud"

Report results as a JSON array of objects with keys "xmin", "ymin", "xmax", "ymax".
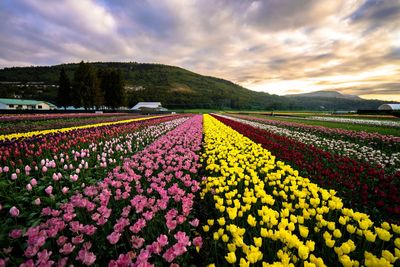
[
  {"xmin": 34, "ymin": 198, "xmax": 41, "ymax": 205},
  {"xmin": 26, "ymin": 184, "xmax": 32, "ymax": 191},
  {"xmin": 45, "ymin": 186, "xmax": 53, "ymax": 195},
  {"xmin": 30, "ymin": 178, "xmax": 37, "ymax": 186},
  {"xmin": 9, "ymin": 206, "xmax": 20, "ymax": 217}
]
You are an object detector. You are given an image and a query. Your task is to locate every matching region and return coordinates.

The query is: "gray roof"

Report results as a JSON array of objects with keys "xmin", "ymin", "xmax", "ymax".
[
  {"xmin": 378, "ymin": 104, "xmax": 400, "ymax": 110},
  {"xmin": 131, "ymin": 102, "xmax": 162, "ymax": 110}
]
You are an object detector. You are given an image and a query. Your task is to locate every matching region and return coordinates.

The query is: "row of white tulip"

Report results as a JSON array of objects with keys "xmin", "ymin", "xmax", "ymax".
[
  {"xmin": 306, "ymin": 116, "xmax": 400, "ymax": 128},
  {"xmin": 222, "ymin": 115, "xmax": 400, "ymax": 172}
]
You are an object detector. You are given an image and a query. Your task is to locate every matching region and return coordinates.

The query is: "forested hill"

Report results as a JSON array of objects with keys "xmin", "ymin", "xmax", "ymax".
[{"xmin": 0, "ymin": 62, "xmax": 392, "ymax": 110}]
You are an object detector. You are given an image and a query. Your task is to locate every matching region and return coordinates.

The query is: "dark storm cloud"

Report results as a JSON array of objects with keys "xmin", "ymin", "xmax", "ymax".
[{"xmin": 350, "ymin": 0, "xmax": 400, "ymax": 24}]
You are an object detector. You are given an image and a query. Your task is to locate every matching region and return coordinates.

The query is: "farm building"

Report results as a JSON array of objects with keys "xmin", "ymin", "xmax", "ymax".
[
  {"xmin": 0, "ymin": 98, "xmax": 57, "ymax": 110},
  {"xmin": 131, "ymin": 102, "xmax": 168, "ymax": 111},
  {"xmin": 378, "ymin": 104, "xmax": 400, "ymax": 111}
]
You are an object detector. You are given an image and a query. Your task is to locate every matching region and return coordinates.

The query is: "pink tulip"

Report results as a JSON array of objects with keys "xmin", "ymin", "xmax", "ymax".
[
  {"xmin": 34, "ymin": 198, "xmax": 41, "ymax": 205},
  {"xmin": 9, "ymin": 229, "xmax": 22, "ymax": 239},
  {"xmin": 59, "ymin": 243, "xmax": 75, "ymax": 255},
  {"xmin": 42, "ymin": 166, "xmax": 47, "ymax": 173},
  {"xmin": 9, "ymin": 206, "xmax": 20, "ymax": 217},
  {"xmin": 193, "ymin": 236, "xmax": 203, "ymax": 248},
  {"xmin": 26, "ymin": 184, "xmax": 32, "ymax": 191},
  {"xmin": 45, "ymin": 186, "xmax": 53, "ymax": 195},
  {"xmin": 77, "ymin": 249, "xmax": 96, "ymax": 265},
  {"xmin": 62, "ymin": 187, "xmax": 69, "ymax": 194},
  {"xmin": 70, "ymin": 174, "xmax": 78, "ymax": 182},
  {"xmin": 107, "ymin": 232, "xmax": 121, "ymax": 245},
  {"xmin": 11, "ymin": 173, "xmax": 17, "ymax": 180},
  {"xmin": 3, "ymin": 166, "xmax": 9, "ymax": 173},
  {"xmin": 52, "ymin": 173, "xmax": 59, "ymax": 181},
  {"xmin": 30, "ymin": 178, "xmax": 37, "ymax": 186}
]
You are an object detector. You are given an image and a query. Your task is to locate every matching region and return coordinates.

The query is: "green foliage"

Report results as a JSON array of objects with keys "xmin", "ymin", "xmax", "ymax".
[
  {"xmin": 99, "ymin": 68, "xmax": 126, "ymax": 109},
  {"xmin": 56, "ymin": 67, "xmax": 71, "ymax": 108},
  {"xmin": 72, "ymin": 61, "xmax": 103, "ymax": 109}
]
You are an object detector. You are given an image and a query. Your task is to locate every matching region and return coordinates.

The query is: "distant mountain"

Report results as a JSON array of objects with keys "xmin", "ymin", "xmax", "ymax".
[
  {"xmin": 0, "ymin": 62, "xmax": 394, "ymax": 110},
  {"xmin": 285, "ymin": 90, "xmax": 395, "ymax": 111},
  {"xmin": 286, "ymin": 90, "xmax": 362, "ymax": 100}
]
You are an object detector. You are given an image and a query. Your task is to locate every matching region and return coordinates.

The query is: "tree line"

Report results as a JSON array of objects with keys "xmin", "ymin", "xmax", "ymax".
[{"xmin": 56, "ymin": 61, "xmax": 126, "ymax": 109}]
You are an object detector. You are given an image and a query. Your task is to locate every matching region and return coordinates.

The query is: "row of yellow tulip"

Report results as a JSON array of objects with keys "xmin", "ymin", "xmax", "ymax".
[
  {"xmin": 0, "ymin": 115, "xmax": 167, "ymax": 141},
  {"xmin": 200, "ymin": 114, "xmax": 399, "ymax": 267}
]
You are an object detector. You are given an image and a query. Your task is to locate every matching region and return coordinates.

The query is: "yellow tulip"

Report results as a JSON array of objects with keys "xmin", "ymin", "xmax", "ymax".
[
  {"xmin": 381, "ymin": 222, "xmax": 391, "ymax": 231},
  {"xmin": 298, "ymin": 245, "xmax": 310, "ymax": 260},
  {"xmin": 346, "ymin": 224, "xmax": 356, "ymax": 234},
  {"xmin": 222, "ymin": 234, "xmax": 229, "ymax": 243},
  {"xmin": 299, "ymin": 225, "xmax": 309, "ymax": 238},
  {"xmin": 227, "ymin": 243, "xmax": 236, "ymax": 252},
  {"xmin": 395, "ymin": 238, "xmax": 400, "ymax": 249},
  {"xmin": 333, "ymin": 229, "xmax": 342, "ymax": 239},
  {"xmin": 217, "ymin": 217, "xmax": 226, "ymax": 226},
  {"xmin": 247, "ymin": 214, "xmax": 257, "ymax": 227},
  {"xmin": 239, "ymin": 258, "xmax": 250, "ymax": 267},
  {"xmin": 375, "ymin": 227, "xmax": 392, "ymax": 242},
  {"xmin": 254, "ymin": 237, "xmax": 262, "ymax": 247},
  {"xmin": 364, "ymin": 230, "xmax": 377, "ymax": 242},
  {"xmin": 306, "ymin": 240, "xmax": 315, "ymax": 252},
  {"xmin": 225, "ymin": 252, "xmax": 237, "ymax": 264},
  {"xmin": 325, "ymin": 239, "xmax": 335, "ymax": 248}
]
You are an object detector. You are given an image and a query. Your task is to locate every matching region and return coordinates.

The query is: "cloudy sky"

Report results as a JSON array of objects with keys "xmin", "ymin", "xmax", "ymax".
[{"xmin": 1, "ymin": 0, "xmax": 399, "ymax": 101}]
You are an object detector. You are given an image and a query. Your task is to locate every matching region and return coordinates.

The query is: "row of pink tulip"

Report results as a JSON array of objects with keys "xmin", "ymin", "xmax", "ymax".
[
  {"xmin": 1, "ymin": 115, "xmax": 203, "ymax": 266},
  {"xmin": 0, "ymin": 116, "xmax": 189, "ymax": 261}
]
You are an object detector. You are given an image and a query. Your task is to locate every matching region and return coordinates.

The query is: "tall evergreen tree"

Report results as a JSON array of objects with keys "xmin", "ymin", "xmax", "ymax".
[
  {"xmin": 99, "ymin": 68, "xmax": 126, "ymax": 109},
  {"xmin": 56, "ymin": 67, "xmax": 71, "ymax": 109},
  {"xmin": 72, "ymin": 61, "xmax": 103, "ymax": 109},
  {"xmin": 71, "ymin": 61, "xmax": 85, "ymax": 108}
]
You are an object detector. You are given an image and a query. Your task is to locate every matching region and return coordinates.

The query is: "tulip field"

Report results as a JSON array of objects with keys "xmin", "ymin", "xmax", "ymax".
[{"xmin": 0, "ymin": 113, "xmax": 399, "ymax": 266}]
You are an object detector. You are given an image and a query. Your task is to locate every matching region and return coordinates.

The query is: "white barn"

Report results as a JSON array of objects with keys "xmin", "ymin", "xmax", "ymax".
[
  {"xmin": 131, "ymin": 102, "xmax": 168, "ymax": 111},
  {"xmin": 378, "ymin": 104, "xmax": 400, "ymax": 111},
  {"xmin": 0, "ymin": 98, "xmax": 57, "ymax": 110}
]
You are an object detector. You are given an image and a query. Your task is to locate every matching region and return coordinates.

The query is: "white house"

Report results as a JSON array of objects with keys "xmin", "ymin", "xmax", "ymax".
[
  {"xmin": 0, "ymin": 98, "xmax": 57, "ymax": 110},
  {"xmin": 131, "ymin": 102, "xmax": 168, "ymax": 111},
  {"xmin": 378, "ymin": 104, "xmax": 400, "ymax": 111}
]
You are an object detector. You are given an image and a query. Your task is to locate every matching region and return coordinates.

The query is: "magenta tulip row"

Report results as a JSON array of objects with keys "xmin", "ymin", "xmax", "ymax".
[{"xmin": 3, "ymin": 115, "xmax": 203, "ymax": 266}]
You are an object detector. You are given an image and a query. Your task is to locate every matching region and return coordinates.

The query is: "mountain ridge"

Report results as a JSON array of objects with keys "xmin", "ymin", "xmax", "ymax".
[
  {"xmin": 0, "ymin": 62, "xmax": 395, "ymax": 110},
  {"xmin": 286, "ymin": 90, "xmax": 362, "ymax": 100}
]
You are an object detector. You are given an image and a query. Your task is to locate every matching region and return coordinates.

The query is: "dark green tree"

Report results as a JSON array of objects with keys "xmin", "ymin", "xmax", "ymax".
[
  {"xmin": 99, "ymin": 68, "xmax": 126, "ymax": 109},
  {"xmin": 72, "ymin": 61, "xmax": 103, "ymax": 109},
  {"xmin": 56, "ymin": 67, "xmax": 71, "ymax": 109}
]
